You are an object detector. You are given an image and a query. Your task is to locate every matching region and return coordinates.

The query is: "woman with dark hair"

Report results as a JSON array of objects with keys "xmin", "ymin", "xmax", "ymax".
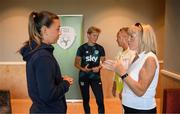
[{"xmin": 19, "ymin": 11, "xmax": 73, "ymax": 113}]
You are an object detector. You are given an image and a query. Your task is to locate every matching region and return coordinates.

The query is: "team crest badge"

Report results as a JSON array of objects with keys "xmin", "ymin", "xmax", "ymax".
[
  {"xmin": 95, "ymin": 50, "xmax": 99, "ymax": 54},
  {"xmin": 57, "ymin": 26, "xmax": 76, "ymax": 49}
]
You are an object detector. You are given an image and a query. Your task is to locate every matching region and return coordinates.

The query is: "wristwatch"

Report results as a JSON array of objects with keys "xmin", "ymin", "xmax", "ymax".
[{"xmin": 121, "ymin": 73, "xmax": 128, "ymax": 80}]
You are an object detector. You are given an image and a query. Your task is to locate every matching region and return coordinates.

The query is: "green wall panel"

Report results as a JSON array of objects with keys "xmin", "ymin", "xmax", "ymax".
[{"xmin": 53, "ymin": 15, "xmax": 83, "ymax": 99}]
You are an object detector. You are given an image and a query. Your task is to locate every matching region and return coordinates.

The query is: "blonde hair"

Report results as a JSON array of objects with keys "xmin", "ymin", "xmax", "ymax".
[
  {"xmin": 139, "ymin": 24, "xmax": 157, "ymax": 54},
  {"xmin": 117, "ymin": 27, "xmax": 129, "ymax": 37},
  {"xmin": 87, "ymin": 26, "xmax": 101, "ymax": 34}
]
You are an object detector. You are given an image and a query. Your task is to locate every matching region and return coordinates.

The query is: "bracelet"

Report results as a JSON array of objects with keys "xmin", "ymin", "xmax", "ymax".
[{"xmin": 121, "ymin": 73, "xmax": 128, "ymax": 80}]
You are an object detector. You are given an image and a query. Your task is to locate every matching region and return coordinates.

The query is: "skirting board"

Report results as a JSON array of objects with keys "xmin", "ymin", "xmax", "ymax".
[{"xmin": 66, "ymin": 99, "xmax": 82, "ymax": 103}]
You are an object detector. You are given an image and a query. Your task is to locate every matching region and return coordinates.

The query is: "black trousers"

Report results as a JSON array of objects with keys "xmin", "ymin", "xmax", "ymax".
[
  {"xmin": 79, "ymin": 78, "xmax": 105, "ymax": 114},
  {"xmin": 123, "ymin": 105, "xmax": 156, "ymax": 114}
]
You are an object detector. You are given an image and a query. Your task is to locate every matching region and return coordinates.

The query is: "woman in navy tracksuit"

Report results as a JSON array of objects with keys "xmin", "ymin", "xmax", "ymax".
[
  {"xmin": 74, "ymin": 26, "xmax": 105, "ymax": 114},
  {"xmin": 19, "ymin": 11, "xmax": 73, "ymax": 113}
]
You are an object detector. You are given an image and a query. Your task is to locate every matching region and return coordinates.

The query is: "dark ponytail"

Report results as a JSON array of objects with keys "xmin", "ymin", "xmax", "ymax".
[{"xmin": 28, "ymin": 11, "xmax": 42, "ymax": 50}]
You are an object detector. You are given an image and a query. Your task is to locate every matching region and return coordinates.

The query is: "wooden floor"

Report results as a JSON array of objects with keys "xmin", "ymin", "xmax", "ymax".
[{"xmin": 11, "ymin": 98, "xmax": 160, "ymax": 114}]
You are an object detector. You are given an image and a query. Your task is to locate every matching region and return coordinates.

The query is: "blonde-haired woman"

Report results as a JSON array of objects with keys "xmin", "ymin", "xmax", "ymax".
[
  {"xmin": 103, "ymin": 23, "xmax": 159, "ymax": 113},
  {"xmin": 75, "ymin": 26, "xmax": 105, "ymax": 114}
]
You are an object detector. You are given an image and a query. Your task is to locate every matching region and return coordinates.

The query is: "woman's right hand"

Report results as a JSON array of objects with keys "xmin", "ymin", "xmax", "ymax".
[{"xmin": 63, "ymin": 76, "xmax": 73, "ymax": 85}]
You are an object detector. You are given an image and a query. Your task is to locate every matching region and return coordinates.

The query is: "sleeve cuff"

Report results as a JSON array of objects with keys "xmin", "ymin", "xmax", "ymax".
[{"xmin": 63, "ymin": 80, "xmax": 70, "ymax": 92}]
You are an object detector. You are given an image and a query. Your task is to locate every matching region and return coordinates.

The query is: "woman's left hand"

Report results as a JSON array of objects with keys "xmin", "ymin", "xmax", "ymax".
[
  {"xmin": 63, "ymin": 76, "xmax": 73, "ymax": 85},
  {"xmin": 92, "ymin": 65, "xmax": 102, "ymax": 73}
]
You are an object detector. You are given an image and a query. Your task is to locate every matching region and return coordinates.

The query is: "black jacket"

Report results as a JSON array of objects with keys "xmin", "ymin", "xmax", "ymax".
[{"xmin": 20, "ymin": 41, "xmax": 69, "ymax": 113}]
